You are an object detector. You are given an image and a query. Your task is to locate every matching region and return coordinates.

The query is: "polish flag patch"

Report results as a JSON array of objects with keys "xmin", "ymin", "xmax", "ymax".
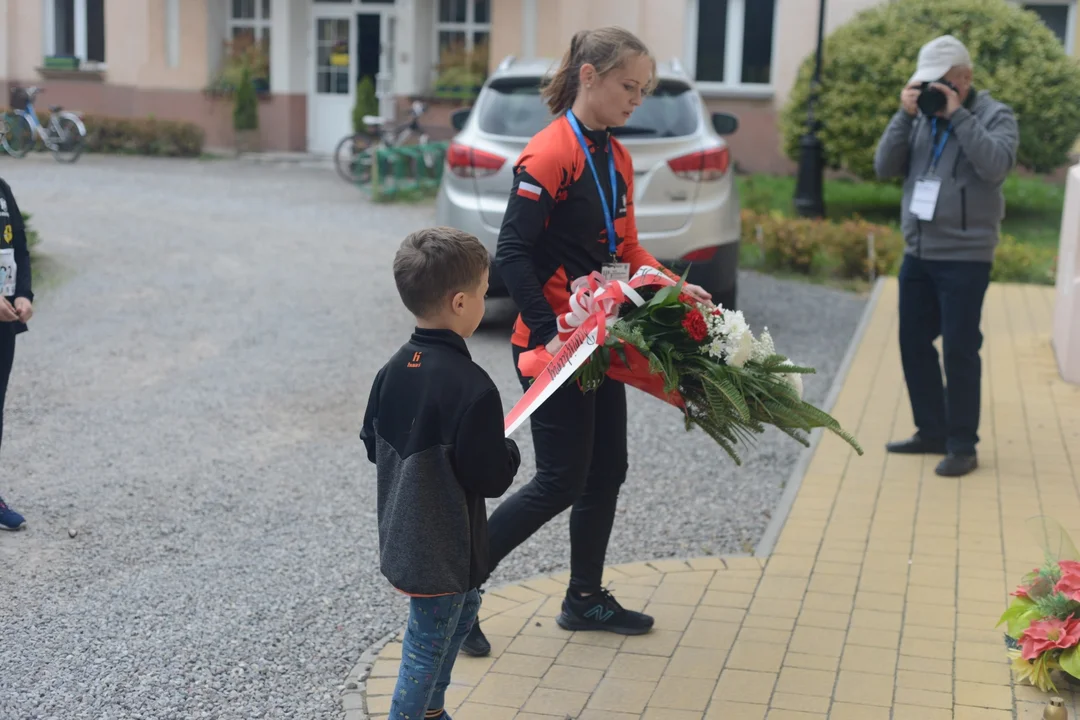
[{"xmin": 517, "ymin": 181, "xmax": 542, "ymax": 200}]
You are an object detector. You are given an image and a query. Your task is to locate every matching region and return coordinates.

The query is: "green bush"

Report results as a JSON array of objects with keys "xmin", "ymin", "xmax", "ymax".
[
  {"xmin": 353, "ymin": 75, "xmax": 380, "ymax": 135},
  {"xmin": 233, "ymin": 67, "xmax": 258, "ymax": 132},
  {"xmin": 780, "ymin": 0, "xmax": 1080, "ymax": 180},
  {"xmin": 740, "ymin": 209, "xmax": 904, "ymax": 279},
  {"xmin": 740, "ymin": 209, "xmax": 1056, "ymax": 285},
  {"xmin": 3, "ymin": 108, "xmax": 205, "ymax": 157},
  {"xmin": 991, "ymin": 234, "xmax": 1057, "ymax": 284},
  {"xmin": 22, "ymin": 212, "xmax": 40, "ymax": 250}
]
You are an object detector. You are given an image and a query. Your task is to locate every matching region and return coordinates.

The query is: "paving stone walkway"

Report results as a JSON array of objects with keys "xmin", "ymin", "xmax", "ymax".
[{"xmin": 347, "ymin": 279, "xmax": 1080, "ymax": 719}]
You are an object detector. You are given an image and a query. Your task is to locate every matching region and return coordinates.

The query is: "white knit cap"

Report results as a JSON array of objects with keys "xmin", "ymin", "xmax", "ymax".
[{"xmin": 908, "ymin": 35, "xmax": 972, "ymax": 84}]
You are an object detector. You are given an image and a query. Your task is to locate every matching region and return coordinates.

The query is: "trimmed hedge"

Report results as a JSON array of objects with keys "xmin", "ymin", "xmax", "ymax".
[
  {"xmin": 3, "ymin": 109, "xmax": 204, "ymax": 157},
  {"xmin": 780, "ymin": 0, "xmax": 1080, "ymax": 180},
  {"xmin": 741, "ymin": 210, "xmax": 1057, "ymax": 285}
]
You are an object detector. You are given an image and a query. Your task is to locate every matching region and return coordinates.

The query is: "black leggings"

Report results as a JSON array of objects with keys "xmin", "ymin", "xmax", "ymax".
[
  {"xmin": 0, "ymin": 329, "xmax": 14, "ymax": 453},
  {"xmin": 486, "ymin": 345, "xmax": 629, "ymax": 594}
]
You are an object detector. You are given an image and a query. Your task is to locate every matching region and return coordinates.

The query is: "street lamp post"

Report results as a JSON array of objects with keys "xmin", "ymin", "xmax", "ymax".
[{"xmin": 793, "ymin": 0, "xmax": 828, "ymax": 218}]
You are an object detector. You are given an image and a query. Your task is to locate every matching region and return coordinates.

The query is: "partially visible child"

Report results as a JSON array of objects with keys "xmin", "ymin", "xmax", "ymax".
[{"xmin": 361, "ymin": 227, "xmax": 521, "ymax": 720}]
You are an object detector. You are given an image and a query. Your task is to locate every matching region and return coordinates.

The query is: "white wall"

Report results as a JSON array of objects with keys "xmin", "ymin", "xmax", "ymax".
[
  {"xmin": 0, "ymin": 0, "xmax": 9, "ymax": 81},
  {"xmin": 771, "ymin": 0, "xmax": 881, "ymax": 107}
]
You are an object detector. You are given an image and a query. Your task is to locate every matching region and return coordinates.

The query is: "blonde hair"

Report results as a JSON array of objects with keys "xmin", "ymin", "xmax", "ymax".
[{"xmin": 541, "ymin": 27, "xmax": 657, "ymax": 116}]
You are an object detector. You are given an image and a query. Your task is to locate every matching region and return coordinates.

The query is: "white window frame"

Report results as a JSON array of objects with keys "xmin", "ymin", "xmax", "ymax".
[
  {"xmin": 228, "ymin": 0, "xmax": 272, "ymax": 47},
  {"xmin": 43, "ymin": 0, "xmax": 107, "ymax": 70},
  {"xmin": 1015, "ymin": 0, "xmax": 1077, "ymax": 55},
  {"xmin": 434, "ymin": 0, "xmax": 491, "ymax": 57},
  {"xmin": 683, "ymin": 0, "xmax": 778, "ymax": 99}
]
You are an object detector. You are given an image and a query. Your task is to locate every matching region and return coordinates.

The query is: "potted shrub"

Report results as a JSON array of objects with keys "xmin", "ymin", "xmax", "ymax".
[
  {"xmin": 207, "ymin": 37, "xmax": 270, "ymax": 97},
  {"xmin": 433, "ymin": 41, "xmax": 488, "ymax": 100},
  {"xmin": 352, "ymin": 75, "xmax": 380, "ymax": 135},
  {"xmin": 233, "ymin": 66, "xmax": 260, "ymax": 154}
]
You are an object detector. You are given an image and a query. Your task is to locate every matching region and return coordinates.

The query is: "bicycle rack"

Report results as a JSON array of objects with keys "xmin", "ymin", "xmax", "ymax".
[{"xmin": 359, "ymin": 141, "xmax": 449, "ymax": 200}]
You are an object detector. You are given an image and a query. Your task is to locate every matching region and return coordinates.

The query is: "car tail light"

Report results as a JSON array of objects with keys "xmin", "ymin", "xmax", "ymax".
[
  {"xmin": 682, "ymin": 246, "xmax": 719, "ymax": 263},
  {"xmin": 667, "ymin": 146, "xmax": 730, "ymax": 181},
  {"xmin": 446, "ymin": 142, "xmax": 506, "ymax": 178}
]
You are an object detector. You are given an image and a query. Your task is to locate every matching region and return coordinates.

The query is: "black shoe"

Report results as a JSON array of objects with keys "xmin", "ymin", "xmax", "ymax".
[
  {"xmin": 460, "ymin": 621, "xmax": 491, "ymax": 657},
  {"xmin": 935, "ymin": 453, "xmax": 978, "ymax": 477},
  {"xmin": 886, "ymin": 433, "xmax": 947, "ymax": 455},
  {"xmin": 556, "ymin": 589, "xmax": 654, "ymax": 636}
]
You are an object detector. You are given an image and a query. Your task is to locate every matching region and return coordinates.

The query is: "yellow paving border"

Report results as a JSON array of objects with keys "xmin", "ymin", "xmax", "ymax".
[{"xmin": 346, "ymin": 279, "xmax": 1080, "ymax": 719}]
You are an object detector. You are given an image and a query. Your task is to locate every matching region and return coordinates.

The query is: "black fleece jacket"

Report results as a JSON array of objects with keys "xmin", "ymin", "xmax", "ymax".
[{"xmin": 361, "ymin": 328, "xmax": 520, "ymax": 595}]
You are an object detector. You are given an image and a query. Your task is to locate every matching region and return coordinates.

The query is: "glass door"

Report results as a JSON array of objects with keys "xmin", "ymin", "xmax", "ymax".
[{"xmin": 309, "ymin": 9, "xmax": 354, "ymax": 154}]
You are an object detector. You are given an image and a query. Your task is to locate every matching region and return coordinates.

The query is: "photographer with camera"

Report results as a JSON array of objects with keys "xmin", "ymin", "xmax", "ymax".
[{"xmin": 874, "ymin": 35, "xmax": 1018, "ymax": 478}]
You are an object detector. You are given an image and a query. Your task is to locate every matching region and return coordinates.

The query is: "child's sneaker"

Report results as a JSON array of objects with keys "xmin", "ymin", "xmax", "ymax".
[
  {"xmin": 556, "ymin": 589, "xmax": 654, "ymax": 635},
  {"xmin": 0, "ymin": 496, "xmax": 26, "ymax": 531}
]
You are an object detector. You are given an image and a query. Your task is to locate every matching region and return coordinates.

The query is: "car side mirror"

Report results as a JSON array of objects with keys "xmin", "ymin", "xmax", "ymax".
[
  {"xmin": 451, "ymin": 108, "xmax": 471, "ymax": 131},
  {"xmin": 712, "ymin": 112, "xmax": 739, "ymax": 136}
]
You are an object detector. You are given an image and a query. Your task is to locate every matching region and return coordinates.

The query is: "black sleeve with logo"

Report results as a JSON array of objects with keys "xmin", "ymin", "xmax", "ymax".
[{"xmin": 495, "ymin": 164, "xmax": 559, "ymax": 348}]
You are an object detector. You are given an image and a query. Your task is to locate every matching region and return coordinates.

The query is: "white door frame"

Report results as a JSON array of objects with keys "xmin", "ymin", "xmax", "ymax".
[
  {"xmin": 307, "ymin": 1, "xmax": 399, "ymax": 152},
  {"xmin": 308, "ymin": 4, "xmax": 355, "ymax": 154}
]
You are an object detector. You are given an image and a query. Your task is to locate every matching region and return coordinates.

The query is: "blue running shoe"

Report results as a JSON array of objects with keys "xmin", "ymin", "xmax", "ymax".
[{"xmin": 0, "ymin": 496, "xmax": 26, "ymax": 530}]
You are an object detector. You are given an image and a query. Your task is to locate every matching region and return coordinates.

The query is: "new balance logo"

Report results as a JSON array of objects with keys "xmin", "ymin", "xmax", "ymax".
[
  {"xmin": 407, "ymin": 352, "xmax": 422, "ymax": 368},
  {"xmin": 584, "ymin": 605, "xmax": 614, "ymax": 623}
]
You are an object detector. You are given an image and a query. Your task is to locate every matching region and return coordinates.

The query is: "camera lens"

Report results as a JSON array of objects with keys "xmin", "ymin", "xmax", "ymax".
[{"xmin": 918, "ymin": 87, "xmax": 946, "ymax": 116}]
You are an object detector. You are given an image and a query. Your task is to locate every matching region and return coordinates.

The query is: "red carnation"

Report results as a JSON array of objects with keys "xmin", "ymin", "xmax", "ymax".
[
  {"xmin": 678, "ymin": 293, "xmax": 696, "ymax": 306},
  {"xmin": 682, "ymin": 309, "xmax": 708, "ymax": 343}
]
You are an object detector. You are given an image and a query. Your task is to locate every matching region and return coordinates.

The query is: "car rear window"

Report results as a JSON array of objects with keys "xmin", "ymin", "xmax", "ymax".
[{"xmin": 476, "ymin": 78, "xmax": 700, "ymax": 139}]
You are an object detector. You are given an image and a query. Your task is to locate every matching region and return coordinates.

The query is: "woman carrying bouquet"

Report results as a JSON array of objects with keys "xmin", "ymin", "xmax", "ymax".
[{"xmin": 462, "ymin": 26, "xmax": 713, "ymax": 656}]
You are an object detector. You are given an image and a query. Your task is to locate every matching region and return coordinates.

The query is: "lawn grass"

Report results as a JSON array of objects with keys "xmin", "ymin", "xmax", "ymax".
[{"xmin": 736, "ymin": 173, "xmax": 1065, "ymax": 249}]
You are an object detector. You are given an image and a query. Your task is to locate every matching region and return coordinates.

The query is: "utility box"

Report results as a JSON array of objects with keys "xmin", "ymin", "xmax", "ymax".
[{"xmin": 1053, "ymin": 163, "xmax": 1080, "ymax": 385}]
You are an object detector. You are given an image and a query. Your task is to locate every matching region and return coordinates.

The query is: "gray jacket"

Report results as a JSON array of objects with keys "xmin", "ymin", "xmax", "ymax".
[{"xmin": 874, "ymin": 89, "xmax": 1019, "ymax": 262}]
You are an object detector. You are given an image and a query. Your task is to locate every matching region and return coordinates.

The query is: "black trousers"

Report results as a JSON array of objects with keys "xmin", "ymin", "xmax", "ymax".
[
  {"xmin": 0, "ymin": 327, "xmax": 14, "ymax": 454},
  {"xmin": 486, "ymin": 345, "xmax": 629, "ymax": 594},
  {"xmin": 898, "ymin": 254, "xmax": 992, "ymax": 456}
]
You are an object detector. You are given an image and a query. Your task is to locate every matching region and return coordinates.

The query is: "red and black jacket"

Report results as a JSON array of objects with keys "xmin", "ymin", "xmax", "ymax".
[{"xmin": 495, "ymin": 115, "xmax": 672, "ymax": 350}]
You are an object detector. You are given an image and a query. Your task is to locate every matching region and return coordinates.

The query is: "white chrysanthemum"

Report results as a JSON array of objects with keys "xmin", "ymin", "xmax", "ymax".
[
  {"xmin": 727, "ymin": 329, "xmax": 754, "ymax": 367},
  {"xmin": 780, "ymin": 360, "xmax": 804, "ymax": 400},
  {"xmin": 751, "ymin": 328, "xmax": 775, "ymax": 363}
]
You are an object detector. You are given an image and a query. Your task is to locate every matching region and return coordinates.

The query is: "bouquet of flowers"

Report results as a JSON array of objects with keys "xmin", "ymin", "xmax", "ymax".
[
  {"xmin": 504, "ymin": 268, "xmax": 863, "ymax": 465},
  {"xmin": 999, "ymin": 517, "xmax": 1080, "ymax": 692}
]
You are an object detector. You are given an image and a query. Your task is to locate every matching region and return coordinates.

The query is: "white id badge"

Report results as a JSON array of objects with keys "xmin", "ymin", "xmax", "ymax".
[
  {"xmin": 909, "ymin": 177, "xmax": 942, "ymax": 222},
  {"xmin": 0, "ymin": 249, "xmax": 15, "ymax": 297},
  {"xmin": 601, "ymin": 262, "xmax": 631, "ymax": 283}
]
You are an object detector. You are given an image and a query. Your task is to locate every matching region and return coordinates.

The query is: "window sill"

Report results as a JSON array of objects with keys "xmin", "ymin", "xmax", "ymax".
[
  {"xmin": 36, "ymin": 67, "xmax": 106, "ymax": 82},
  {"xmin": 695, "ymin": 83, "xmax": 774, "ymax": 100}
]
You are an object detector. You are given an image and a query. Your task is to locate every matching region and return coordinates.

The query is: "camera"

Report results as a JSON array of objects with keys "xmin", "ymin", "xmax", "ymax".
[{"xmin": 917, "ymin": 79, "xmax": 959, "ymax": 116}]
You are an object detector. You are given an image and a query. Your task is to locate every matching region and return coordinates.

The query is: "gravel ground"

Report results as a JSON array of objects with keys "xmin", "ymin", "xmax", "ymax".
[{"xmin": 0, "ymin": 155, "xmax": 866, "ymax": 720}]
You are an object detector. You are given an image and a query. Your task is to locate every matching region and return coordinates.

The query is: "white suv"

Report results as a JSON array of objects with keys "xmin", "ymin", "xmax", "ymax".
[{"xmin": 435, "ymin": 56, "xmax": 742, "ymax": 309}]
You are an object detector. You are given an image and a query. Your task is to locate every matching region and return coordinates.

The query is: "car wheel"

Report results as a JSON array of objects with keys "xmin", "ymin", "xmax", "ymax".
[{"xmin": 680, "ymin": 241, "xmax": 740, "ymax": 311}]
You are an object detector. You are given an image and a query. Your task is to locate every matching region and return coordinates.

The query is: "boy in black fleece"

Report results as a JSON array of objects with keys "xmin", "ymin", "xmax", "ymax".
[{"xmin": 361, "ymin": 227, "xmax": 520, "ymax": 720}]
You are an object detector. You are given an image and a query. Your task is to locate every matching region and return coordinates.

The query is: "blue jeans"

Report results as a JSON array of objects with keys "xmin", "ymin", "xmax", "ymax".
[
  {"xmin": 390, "ymin": 589, "xmax": 481, "ymax": 718},
  {"xmin": 898, "ymin": 255, "xmax": 992, "ymax": 455}
]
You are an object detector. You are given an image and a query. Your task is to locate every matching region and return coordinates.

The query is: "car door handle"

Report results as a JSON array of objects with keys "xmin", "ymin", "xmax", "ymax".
[{"xmin": 668, "ymin": 191, "xmax": 690, "ymax": 201}]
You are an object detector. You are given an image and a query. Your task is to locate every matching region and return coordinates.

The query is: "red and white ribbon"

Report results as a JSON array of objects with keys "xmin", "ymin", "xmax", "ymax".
[{"xmin": 504, "ymin": 267, "xmax": 675, "ymax": 437}]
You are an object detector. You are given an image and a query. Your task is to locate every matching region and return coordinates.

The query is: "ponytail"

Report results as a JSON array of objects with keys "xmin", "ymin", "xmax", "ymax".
[
  {"xmin": 542, "ymin": 30, "xmax": 589, "ymax": 115},
  {"xmin": 541, "ymin": 27, "xmax": 655, "ymax": 116}
]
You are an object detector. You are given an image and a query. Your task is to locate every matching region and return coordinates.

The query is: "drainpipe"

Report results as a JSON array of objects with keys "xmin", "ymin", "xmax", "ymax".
[{"xmin": 522, "ymin": 0, "xmax": 537, "ymax": 59}]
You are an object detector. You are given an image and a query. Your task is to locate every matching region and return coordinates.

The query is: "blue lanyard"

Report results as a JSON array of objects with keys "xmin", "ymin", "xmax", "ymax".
[
  {"xmin": 565, "ymin": 110, "xmax": 619, "ymax": 259},
  {"xmin": 928, "ymin": 118, "xmax": 952, "ymax": 174}
]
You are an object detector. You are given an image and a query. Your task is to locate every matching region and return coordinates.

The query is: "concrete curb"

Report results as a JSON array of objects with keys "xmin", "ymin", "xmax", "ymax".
[{"xmin": 753, "ymin": 276, "xmax": 887, "ymax": 558}]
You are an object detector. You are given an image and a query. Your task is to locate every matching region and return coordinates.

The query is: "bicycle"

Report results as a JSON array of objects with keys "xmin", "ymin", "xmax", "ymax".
[
  {"xmin": 2, "ymin": 86, "xmax": 87, "ymax": 163},
  {"xmin": 334, "ymin": 100, "xmax": 434, "ymax": 185}
]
